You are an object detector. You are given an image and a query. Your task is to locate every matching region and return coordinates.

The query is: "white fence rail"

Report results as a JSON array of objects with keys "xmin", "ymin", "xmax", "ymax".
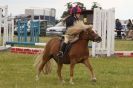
[{"xmin": 92, "ymin": 8, "xmax": 115, "ymax": 57}]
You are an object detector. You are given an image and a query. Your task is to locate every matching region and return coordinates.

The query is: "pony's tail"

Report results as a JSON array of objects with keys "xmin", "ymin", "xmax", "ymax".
[
  {"xmin": 34, "ymin": 51, "xmax": 52, "ymax": 75},
  {"xmin": 43, "ymin": 60, "xmax": 52, "ymax": 74}
]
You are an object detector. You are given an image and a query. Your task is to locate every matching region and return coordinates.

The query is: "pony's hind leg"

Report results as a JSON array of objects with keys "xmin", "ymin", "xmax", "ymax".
[
  {"xmin": 83, "ymin": 59, "xmax": 96, "ymax": 82},
  {"xmin": 57, "ymin": 63, "xmax": 65, "ymax": 84}
]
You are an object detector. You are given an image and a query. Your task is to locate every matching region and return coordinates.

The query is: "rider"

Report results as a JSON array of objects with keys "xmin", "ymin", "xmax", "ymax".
[{"xmin": 58, "ymin": 5, "xmax": 82, "ymax": 57}]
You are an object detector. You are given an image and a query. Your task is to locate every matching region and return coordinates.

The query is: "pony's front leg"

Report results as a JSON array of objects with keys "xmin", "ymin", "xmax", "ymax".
[
  {"xmin": 57, "ymin": 63, "xmax": 65, "ymax": 83},
  {"xmin": 83, "ymin": 59, "xmax": 96, "ymax": 82},
  {"xmin": 69, "ymin": 63, "xmax": 75, "ymax": 85}
]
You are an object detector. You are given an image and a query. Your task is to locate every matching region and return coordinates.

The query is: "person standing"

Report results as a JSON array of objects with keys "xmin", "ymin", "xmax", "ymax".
[
  {"xmin": 115, "ymin": 19, "xmax": 122, "ymax": 39},
  {"xmin": 127, "ymin": 19, "xmax": 133, "ymax": 39},
  {"xmin": 127, "ymin": 19, "xmax": 133, "ymax": 30}
]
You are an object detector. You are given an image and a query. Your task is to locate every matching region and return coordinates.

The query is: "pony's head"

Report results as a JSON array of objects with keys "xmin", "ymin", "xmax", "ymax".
[{"xmin": 82, "ymin": 26, "xmax": 102, "ymax": 43}]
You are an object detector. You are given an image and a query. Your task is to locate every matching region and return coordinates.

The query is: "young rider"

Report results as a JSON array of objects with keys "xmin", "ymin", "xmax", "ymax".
[{"xmin": 58, "ymin": 5, "xmax": 82, "ymax": 57}]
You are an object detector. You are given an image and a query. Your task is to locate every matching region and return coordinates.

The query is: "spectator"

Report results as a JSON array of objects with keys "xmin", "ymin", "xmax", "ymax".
[
  {"xmin": 127, "ymin": 19, "xmax": 133, "ymax": 40},
  {"xmin": 115, "ymin": 19, "xmax": 122, "ymax": 39},
  {"xmin": 127, "ymin": 19, "xmax": 133, "ymax": 30}
]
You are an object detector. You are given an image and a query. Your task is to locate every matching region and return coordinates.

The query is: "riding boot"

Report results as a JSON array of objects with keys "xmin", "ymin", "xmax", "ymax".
[
  {"xmin": 61, "ymin": 35, "xmax": 69, "ymax": 54},
  {"xmin": 58, "ymin": 42, "xmax": 67, "ymax": 57},
  {"xmin": 57, "ymin": 35, "xmax": 69, "ymax": 58},
  {"xmin": 61, "ymin": 42, "xmax": 67, "ymax": 53}
]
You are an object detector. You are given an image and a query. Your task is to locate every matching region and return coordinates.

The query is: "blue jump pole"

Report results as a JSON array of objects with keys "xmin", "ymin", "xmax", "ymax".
[
  {"xmin": 35, "ymin": 21, "xmax": 40, "ymax": 42},
  {"xmin": 17, "ymin": 18, "xmax": 28, "ymax": 44},
  {"xmin": 30, "ymin": 20, "xmax": 40, "ymax": 43},
  {"xmin": 17, "ymin": 19, "xmax": 21, "ymax": 42},
  {"xmin": 23, "ymin": 18, "xmax": 28, "ymax": 42},
  {"xmin": 6, "ymin": 41, "xmax": 35, "ymax": 45}
]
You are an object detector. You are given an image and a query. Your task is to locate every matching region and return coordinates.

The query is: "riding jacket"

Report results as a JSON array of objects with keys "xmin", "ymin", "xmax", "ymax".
[{"xmin": 65, "ymin": 15, "xmax": 79, "ymax": 29}]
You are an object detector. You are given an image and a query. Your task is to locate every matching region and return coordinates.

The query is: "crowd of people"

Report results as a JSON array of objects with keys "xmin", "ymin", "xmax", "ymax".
[{"xmin": 115, "ymin": 19, "xmax": 133, "ymax": 40}]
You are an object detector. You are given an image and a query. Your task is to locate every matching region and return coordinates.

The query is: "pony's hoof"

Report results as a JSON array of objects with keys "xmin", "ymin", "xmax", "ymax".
[
  {"xmin": 69, "ymin": 81, "xmax": 74, "ymax": 85},
  {"xmin": 91, "ymin": 78, "xmax": 97, "ymax": 82}
]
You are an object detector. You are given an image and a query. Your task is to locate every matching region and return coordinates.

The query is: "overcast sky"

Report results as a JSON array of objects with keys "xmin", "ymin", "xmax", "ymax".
[{"xmin": 0, "ymin": 0, "xmax": 132, "ymax": 20}]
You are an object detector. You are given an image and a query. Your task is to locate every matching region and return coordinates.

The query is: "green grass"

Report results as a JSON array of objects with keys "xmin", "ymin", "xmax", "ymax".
[
  {"xmin": 0, "ymin": 37, "xmax": 3, "ymax": 46},
  {"xmin": 115, "ymin": 39, "xmax": 133, "ymax": 51},
  {"xmin": 0, "ymin": 37, "xmax": 133, "ymax": 88},
  {"xmin": 0, "ymin": 51, "xmax": 133, "ymax": 88}
]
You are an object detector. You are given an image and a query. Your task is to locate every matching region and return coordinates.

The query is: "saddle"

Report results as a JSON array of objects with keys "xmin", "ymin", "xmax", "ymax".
[{"xmin": 57, "ymin": 34, "xmax": 80, "ymax": 58}]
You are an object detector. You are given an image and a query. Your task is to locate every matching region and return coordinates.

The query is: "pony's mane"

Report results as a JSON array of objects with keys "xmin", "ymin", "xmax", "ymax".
[
  {"xmin": 66, "ymin": 21, "xmax": 93, "ymax": 35},
  {"xmin": 69, "ymin": 21, "xmax": 92, "ymax": 30}
]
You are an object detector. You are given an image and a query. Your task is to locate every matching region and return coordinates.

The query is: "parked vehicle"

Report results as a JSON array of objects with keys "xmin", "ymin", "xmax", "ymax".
[{"xmin": 46, "ymin": 22, "xmax": 66, "ymax": 36}]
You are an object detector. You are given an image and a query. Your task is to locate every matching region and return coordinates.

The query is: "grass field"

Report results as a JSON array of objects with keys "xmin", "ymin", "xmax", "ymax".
[
  {"xmin": 115, "ymin": 39, "xmax": 133, "ymax": 51},
  {"xmin": 0, "ymin": 38, "xmax": 133, "ymax": 88},
  {"xmin": 0, "ymin": 52, "xmax": 133, "ymax": 88}
]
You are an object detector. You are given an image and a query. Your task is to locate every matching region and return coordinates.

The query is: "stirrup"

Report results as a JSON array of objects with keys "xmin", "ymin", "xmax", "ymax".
[{"xmin": 57, "ymin": 51, "xmax": 63, "ymax": 57}]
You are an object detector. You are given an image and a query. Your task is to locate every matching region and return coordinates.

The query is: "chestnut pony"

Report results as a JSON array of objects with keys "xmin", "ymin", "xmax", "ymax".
[{"xmin": 34, "ymin": 24, "xmax": 102, "ymax": 84}]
